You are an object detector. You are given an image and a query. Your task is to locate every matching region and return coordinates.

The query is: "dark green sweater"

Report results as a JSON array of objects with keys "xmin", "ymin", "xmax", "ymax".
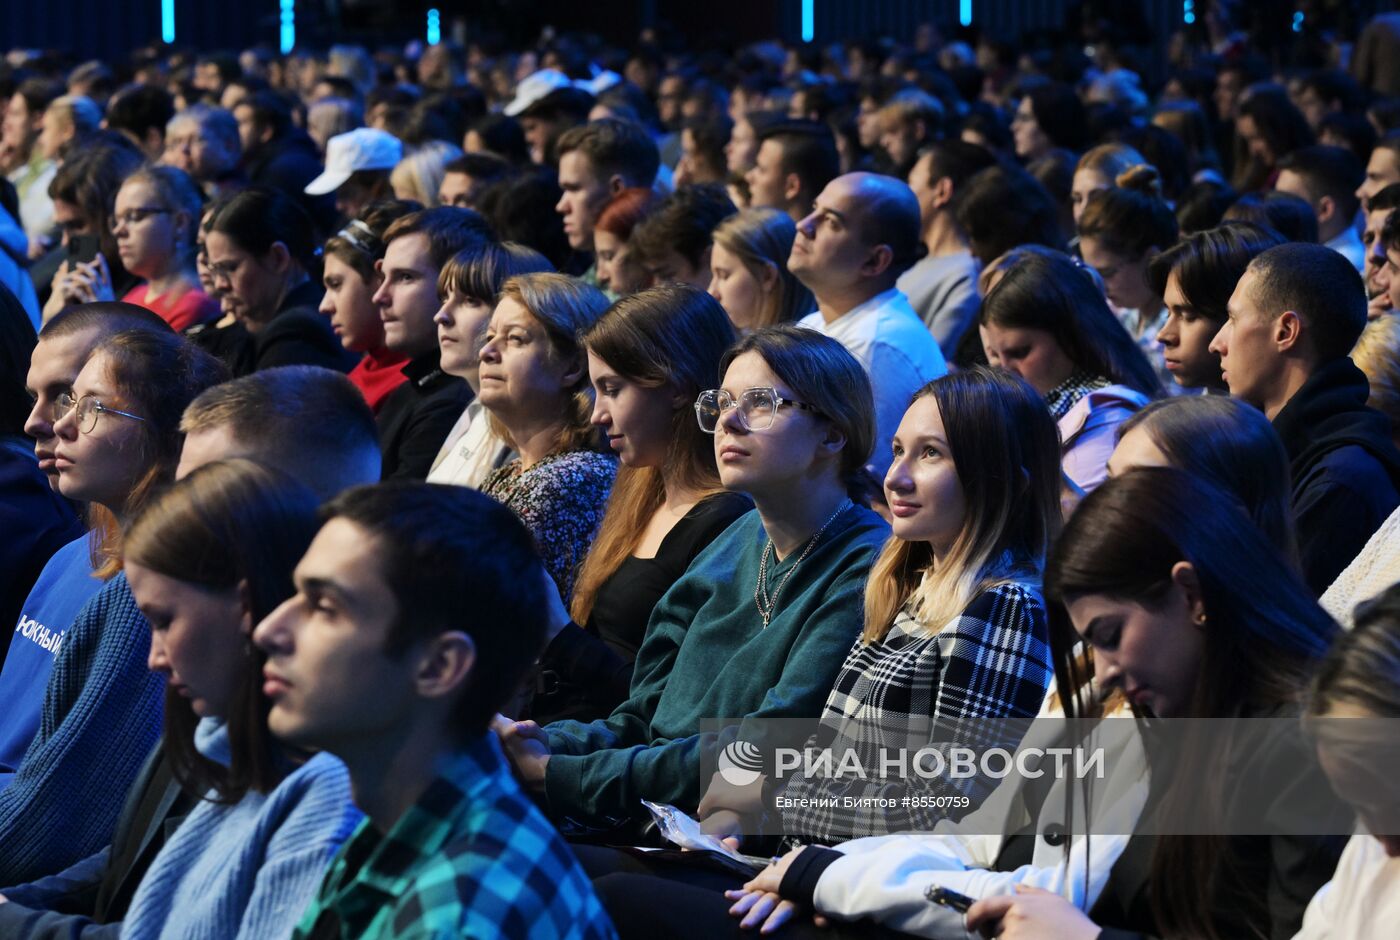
[{"xmin": 543, "ymin": 505, "xmax": 890, "ymax": 824}]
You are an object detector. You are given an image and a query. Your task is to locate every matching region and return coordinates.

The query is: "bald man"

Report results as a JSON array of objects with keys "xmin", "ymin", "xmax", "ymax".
[{"xmin": 790, "ymin": 172, "xmax": 947, "ymax": 480}]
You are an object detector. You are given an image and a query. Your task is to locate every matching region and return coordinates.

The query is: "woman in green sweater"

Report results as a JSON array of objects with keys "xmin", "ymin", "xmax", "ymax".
[{"xmin": 495, "ymin": 325, "xmax": 891, "ymax": 830}]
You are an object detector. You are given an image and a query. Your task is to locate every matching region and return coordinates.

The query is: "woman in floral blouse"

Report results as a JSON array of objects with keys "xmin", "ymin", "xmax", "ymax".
[{"xmin": 477, "ymin": 272, "xmax": 616, "ymax": 601}]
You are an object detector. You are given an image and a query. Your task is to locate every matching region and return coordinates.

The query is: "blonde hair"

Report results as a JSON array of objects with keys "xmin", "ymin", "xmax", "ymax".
[
  {"xmin": 862, "ymin": 368, "xmax": 1062, "ymax": 643},
  {"xmin": 1352, "ymin": 315, "xmax": 1400, "ymax": 445},
  {"xmin": 390, "ymin": 140, "xmax": 464, "ymax": 207},
  {"xmin": 711, "ymin": 208, "xmax": 814, "ymax": 328},
  {"xmin": 494, "ymin": 273, "xmax": 611, "ymax": 455}
]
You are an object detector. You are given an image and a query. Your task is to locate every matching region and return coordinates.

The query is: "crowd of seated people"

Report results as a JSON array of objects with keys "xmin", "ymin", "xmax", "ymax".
[{"xmin": 1, "ymin": 8, "xmax": 1400, "ymax": 938}]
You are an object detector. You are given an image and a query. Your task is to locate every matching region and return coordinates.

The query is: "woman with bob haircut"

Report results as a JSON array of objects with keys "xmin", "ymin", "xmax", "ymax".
[
  {"xmin": 525, "ymin": 284, "xmax": 751, "ymax": 724},
  {"xmin": 49, "ymin": 459, "xmax": 359, "ymax": 938},
  {"xmin": 428, "ymin": 240, "xmax": 554, "ymax": 488},
  {"xmin": 496, "ymin": 325, "xmax": 889, "ymax": 832},
  {"xmin": 477, "ymin": 272, "xmax": 616, "ymax": 601},
  {"xmin": 708, "ymin": 208, "xmax": 814, "ymax": 332},
  {"xmin": 1144, "ymin": 222, "xmax": 1285, "ymax": 392},
  {"xmin": 317, "ymin": 200, "xmax": 420, "ymax": 412},
  {"xmin": 979, "ymin": 250, "xmax": 1162, "ymax": 493}
]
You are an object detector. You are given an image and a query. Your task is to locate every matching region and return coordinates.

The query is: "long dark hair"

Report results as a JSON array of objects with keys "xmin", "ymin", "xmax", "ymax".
[
  {"xmin": 980, "ymin": 251, "xmax": 1163, "ymax": 397},
  {"xmin": 1116, "ymin": 396, "xmax": 1298, "ymax": 564},
  {"xmin": 209, "ymin": 186, "xmax": 319, "ymax": 273},
  {"xmin": 124, "ymin": 459, "xmax": 321, "ymax": 802},
  {"xmin": 1046, "ymin": 469, "xmax": 1336, "ymax": 940},
  {"xmin": 571, "ymin": 285, "xmax": 736, "ymax": 624}
]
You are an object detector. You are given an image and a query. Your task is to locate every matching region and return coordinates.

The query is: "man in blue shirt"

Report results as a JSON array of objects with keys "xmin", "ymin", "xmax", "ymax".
[{"xmin": 253, "ymin": 482, "xmax": 615, "ymax": 939}]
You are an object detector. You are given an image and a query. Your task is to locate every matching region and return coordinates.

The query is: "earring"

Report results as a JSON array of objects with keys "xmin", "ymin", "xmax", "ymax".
[{"xmin": 1193, "ymin": 613, "xmax": 1208, "ymax": 626}]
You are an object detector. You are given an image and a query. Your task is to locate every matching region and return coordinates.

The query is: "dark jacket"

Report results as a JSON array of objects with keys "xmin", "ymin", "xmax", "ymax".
[
  {"xmin": 375, "ymin": 351, "xmax": 471, "ymax": 480},
  {"xmin": 1272, "ymin": 358, "xmax": 1400, "ymax": 594},
  {"xmin": 0, "ymin": 438, "xmax": 83, "ymax": 671},
  {"xmin": 242, "ymin": 131, "xmax": 336, "ymax": 232},
  {"xmin": 189, "ymin": 281, "xmax": 356, "ymax": 378},
  {"xmin": 0, "ymin": 743, "xmax": 195, "ymax": 938}
]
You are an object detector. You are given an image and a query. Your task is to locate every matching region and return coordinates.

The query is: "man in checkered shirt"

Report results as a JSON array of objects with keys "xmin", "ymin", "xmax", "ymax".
[{"xmin": 252, "ymin": 481, "xmax": 616, "ymax": 939}]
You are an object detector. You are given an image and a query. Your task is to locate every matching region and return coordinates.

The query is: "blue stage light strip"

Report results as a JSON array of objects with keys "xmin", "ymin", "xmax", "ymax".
[
  {"xmin": 802, "ymin": 0, "xmax": 814, "ymax": 42},
  {"xmin": 280, "ymin": 0, "xmax": 296, "ymax": 54},
  {"xmin": 428, "ymin": 8, "xmax": 441, "ymax": 44},
  {"xmin": 161, "ymin": 0, "xmax": 175, "ymax": 42},
  {"xmin": 960, "ymin": 0, "xmax": 972, "ymax": 26}
]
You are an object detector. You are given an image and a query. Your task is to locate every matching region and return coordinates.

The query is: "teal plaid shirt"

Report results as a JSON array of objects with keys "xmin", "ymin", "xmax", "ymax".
[{"xmin": 293, "ymin": 735, "xmax": 617, "ymax": 940}]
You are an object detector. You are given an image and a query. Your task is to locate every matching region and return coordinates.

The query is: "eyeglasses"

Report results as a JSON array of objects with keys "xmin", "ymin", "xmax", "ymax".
[
  {"xmin": 110, "ymin": 207, "xmax": 172, "ymax": 232},
  {"xmin": 694, "ymin": 386, "xmax": 820, "ymax": 433},
  {"xmin": 54, "ymin": 392, "xmax": 148, "ymax": 434}
]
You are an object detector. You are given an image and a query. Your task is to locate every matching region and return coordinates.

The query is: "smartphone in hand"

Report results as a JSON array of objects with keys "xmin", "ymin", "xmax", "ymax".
[{"xmin": 67, "ymin": 234, "xmax": 101, "ymax": 267}]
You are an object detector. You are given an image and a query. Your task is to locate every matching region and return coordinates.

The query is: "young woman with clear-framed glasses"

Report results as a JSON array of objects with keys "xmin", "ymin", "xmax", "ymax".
[
  {"xmin": 0, "ymin": 328, "xmax": 228, "ymax": 886},
  {"xmin": 74, "ymin": 166, "xmax": 222, "ymax": 334},
  {"xmin": 494, "ymin": 324, "xmax": 890, "ymax": 837}
]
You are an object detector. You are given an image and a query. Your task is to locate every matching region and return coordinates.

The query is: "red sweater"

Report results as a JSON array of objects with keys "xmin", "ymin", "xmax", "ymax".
[
  {"xmin": 122, "ymin": 283, "xmax": 221, "ymax": 333},
  {"xmin": 348, "ymin": 347, "xmax": 410, "ymax": 414}
]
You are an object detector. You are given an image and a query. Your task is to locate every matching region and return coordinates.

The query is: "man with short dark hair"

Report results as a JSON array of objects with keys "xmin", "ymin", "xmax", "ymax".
[
  {"xmin": 438, "ymin": 152, "xmax": 512, "ymax": 209},
  {"xmin": 791, "ymin": 172, "xmax": 947, "ymax": 479},
  {"xmin": 1357, "ymin": 133, "xmax": 1400, "ymax": 209},
  {"xmin": 1275, "ymin": 144, "xmax": 1366, "ymax": 272},
  {"xmin": 372, "ymin": 208, "xmax": 490, "ymax": 479},
  {"xmin": 899, "ymin": 140, "xmax": 997, "ymax": 355},
  {"xmin": 103, "ymin": 84, "xmax": 175, "ymax": 163},
  {"xmin": 746, "ymin": 120, "xmax": 840, "ymax": 222},
  {"xmin": 254, "ymin": 482, "xmax": 616, "ymax": 939},
  {"xmin": 1211, "ymin": 242, "xmax": 1400, "ymax": 591},
  {"xmin": 231, "ymin": 91, "xmax": 329, "ymax": 222},
  {"xmin": 554, "ymin": 119, "xmax": 660, "ymax": 279},
  {"xmin": 178, "ymin": 365, "xmax": 382, "ymax": 497}
]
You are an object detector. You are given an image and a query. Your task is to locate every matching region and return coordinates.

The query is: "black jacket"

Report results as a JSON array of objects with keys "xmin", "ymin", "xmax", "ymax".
[
  {"xmin": 190, "ymin": 281, "xmax": 356, "ymax": 378},
  {"xmin": 0, "ymin": 743, "xmax": 196, "ymax": 937},
  {"xmin": 1272, "ymin": 358, "xmax": 1400, "ymax": 594},
  {"xmin": 242, "ymin": 131, "xmax": 336, "ymax": 233},
  {"xmin": 375, "ymin": 351, "xmax": 471, "ymax": 480}
]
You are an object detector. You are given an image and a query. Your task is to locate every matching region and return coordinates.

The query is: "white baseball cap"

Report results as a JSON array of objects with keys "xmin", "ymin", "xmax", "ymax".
[
  {"xmin": 305, "ymin": 128, "xmax": 404, "ymax": 196},
  {"xmin": 503, "ymin": 68, "xmax": 574, "ymax": 117}
]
